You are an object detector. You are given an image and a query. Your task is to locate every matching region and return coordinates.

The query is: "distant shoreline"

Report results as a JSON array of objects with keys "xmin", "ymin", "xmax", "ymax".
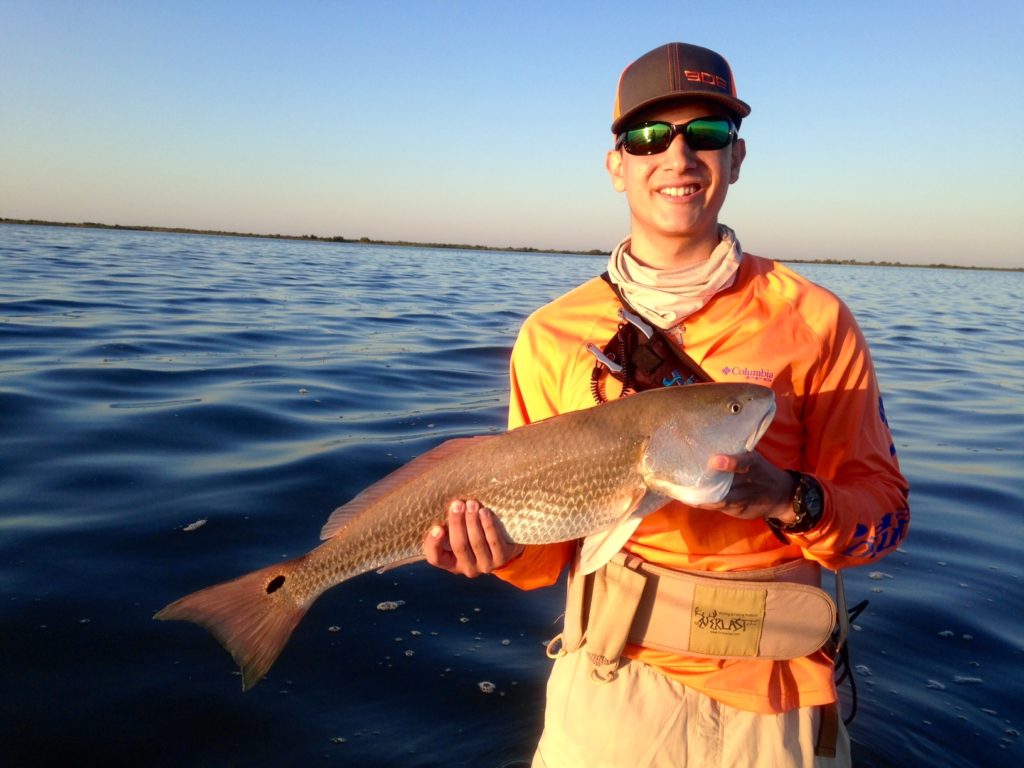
[
  {"xmin": 3, "ymin": 217, "xmax": 1020, "ymax": 272},
  {"xmin": 1, "ymin": 217, "xmax": 606, "ymax": 258}
]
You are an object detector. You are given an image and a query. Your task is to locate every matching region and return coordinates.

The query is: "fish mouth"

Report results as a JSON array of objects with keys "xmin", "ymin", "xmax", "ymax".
[{"xmin": 744, "ymin": 400, "xmax": 776, "ymax": 452}]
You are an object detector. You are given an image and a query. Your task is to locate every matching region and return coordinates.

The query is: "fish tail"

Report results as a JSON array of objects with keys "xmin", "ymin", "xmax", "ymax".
[{"xmin": 154, "ymin": 555, "xmax": 311, "ymax": 690}]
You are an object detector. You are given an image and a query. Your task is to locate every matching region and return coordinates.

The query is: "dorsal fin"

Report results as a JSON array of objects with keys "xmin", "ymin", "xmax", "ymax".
[{"xmin": 320, "ymin": 435, "xmax": 496, "ymax": 540}]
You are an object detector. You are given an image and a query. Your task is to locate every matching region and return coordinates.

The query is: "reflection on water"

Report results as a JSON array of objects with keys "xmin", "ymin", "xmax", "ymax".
[{"xmin": 1, "ymin": 224, "xmax": 1021, "ymax": 766}]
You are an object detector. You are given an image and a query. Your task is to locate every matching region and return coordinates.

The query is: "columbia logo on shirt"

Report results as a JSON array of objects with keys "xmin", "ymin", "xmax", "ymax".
[{"xmin": 721, "ymin": 365, "xmax": 775, "ymax": 384}]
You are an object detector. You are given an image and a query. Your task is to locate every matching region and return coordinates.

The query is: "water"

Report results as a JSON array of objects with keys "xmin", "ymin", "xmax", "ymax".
[{"xmin": 1, "ymin": 223, "xmax": 1021, "ymax": 766}]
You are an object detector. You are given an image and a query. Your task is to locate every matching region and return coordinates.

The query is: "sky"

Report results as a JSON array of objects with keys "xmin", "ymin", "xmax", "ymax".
[{"xmin": 2, "ymin": 1, "xmax": 1022, "ymax": 268}]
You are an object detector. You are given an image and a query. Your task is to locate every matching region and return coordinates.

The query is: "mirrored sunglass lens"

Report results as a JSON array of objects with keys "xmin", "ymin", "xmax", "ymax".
[
  {"xmin": 626, "ymin": 123, "xmax": 672, "ymax": 153},
  {"xmin": 685, "ymin": 119, "xmax": 732, "ymax": 149}
]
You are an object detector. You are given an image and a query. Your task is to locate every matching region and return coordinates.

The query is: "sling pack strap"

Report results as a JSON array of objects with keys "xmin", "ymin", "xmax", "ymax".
[{"xmin": 590, "ymin": 272, "xmax": 712, "ymax": 403}]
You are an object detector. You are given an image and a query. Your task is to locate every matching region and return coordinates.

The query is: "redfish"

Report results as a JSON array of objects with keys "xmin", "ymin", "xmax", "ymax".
[{"xmin": 155, "ymin": 382, "xmax": 775, "ymax": 689}]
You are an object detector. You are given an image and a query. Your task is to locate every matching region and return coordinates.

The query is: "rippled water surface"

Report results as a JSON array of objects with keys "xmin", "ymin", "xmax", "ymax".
[{"xmin": 1, "ymin": 224, "xmax": 1021, "ymax": 766}]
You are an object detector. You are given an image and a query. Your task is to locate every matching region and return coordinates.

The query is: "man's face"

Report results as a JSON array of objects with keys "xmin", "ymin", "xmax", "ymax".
[{"xmin": 606, "ymin": 100, "xmax": 746, "ymax": 262}]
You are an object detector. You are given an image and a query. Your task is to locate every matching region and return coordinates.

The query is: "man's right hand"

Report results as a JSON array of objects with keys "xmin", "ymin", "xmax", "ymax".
[{"xmin": 423, "ymin": 499, "xmax": 524, "ymax": 578}]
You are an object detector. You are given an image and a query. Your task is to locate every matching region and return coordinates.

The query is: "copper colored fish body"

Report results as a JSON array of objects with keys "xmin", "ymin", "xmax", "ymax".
[{"xmin": 155, "ymin": 382, "xmax": 775, "ymax": 689}]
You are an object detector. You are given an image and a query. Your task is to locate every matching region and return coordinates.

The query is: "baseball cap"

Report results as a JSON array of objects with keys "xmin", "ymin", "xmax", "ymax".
[{"xmin": 612, "ymin": 42, "xmax": 751, "ymax": 134}]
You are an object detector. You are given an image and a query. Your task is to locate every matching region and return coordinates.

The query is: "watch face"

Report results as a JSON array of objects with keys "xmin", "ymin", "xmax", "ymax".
[
  {"xmin": 803, "ymin": 480, "xmax": 824, "ymax": 517},
  {"xmin": 778, "ymin": 472, "xmax": 825, "ymax": 534}
]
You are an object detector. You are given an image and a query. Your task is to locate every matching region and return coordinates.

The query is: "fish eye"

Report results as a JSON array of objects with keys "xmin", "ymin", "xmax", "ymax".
[{"xmin": 728, "ymin": 401, "xmax": 743, "ymax": 415}]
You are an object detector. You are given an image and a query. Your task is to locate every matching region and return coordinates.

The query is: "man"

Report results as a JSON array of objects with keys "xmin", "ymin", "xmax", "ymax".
[{"xmin": 424, "ymin": 42, "xmax": 909, "ymax": 767}]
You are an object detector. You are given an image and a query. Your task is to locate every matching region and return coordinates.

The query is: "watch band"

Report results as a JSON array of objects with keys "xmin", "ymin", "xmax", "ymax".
[{"xmin": 766, "ymin": 471, "xmax": 824, "ymax": 538}]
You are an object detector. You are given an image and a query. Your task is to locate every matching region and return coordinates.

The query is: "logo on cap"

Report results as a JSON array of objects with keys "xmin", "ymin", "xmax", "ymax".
[{"xmin": 684, "ymin": 70, "xmax": 730, "ymax": 91}]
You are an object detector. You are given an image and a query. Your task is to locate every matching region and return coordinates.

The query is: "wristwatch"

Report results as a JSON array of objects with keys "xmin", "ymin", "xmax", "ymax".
[{"xmin": 766, "ymin": 471, "xmax": 824, "ymax": 536}]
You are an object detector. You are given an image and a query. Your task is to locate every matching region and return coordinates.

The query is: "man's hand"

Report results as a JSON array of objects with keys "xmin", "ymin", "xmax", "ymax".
[
  {"xmin": 423, "ymin": 499, "xmax": 524, "ymax": 578},
  {"xmin": 694, "ymin": 452, "xmax": 799, "ymax": 524}
]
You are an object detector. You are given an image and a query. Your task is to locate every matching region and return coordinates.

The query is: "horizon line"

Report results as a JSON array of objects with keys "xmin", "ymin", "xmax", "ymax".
[{"xmin": 2, "ymin": 217, "xmax": 1020, "ymax": 273}]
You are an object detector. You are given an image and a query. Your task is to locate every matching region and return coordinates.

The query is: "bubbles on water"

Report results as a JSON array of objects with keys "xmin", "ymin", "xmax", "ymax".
[
  {"xmin": 478, "ymin": 681, "xmax": 496, "ymax": 694},
  {"xmin": 953, "ymin": 676, "xmax": 984, "ymax": 685},
  {"xmin": 182, "ymin": 519, "xmax": 207, "ymax": 532},
  {"xmin": 937, "ymin": 629, "xmax": 975, "ymax": 641},
  {"xmin": 376, "ymin": 600, "xmax": 405, "ymax": 611}
]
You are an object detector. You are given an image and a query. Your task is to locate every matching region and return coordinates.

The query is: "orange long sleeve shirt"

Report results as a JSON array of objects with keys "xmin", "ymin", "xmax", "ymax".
[{"xmin": 494, "ymin": 253, "xmax": 910, "ymax": 714}]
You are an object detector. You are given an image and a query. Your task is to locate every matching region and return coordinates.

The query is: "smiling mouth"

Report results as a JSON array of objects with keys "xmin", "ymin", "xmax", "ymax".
[{"xmin": 659, "ymin": 185, "xmax": 700, "ymax": 198}]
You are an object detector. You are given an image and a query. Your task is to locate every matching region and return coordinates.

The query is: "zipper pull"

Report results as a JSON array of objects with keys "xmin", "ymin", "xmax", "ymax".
[
  {"xmin": 586, "ymin": 343, "xmax": 623, "ymax": 373},
  {"xmin": 617, "ymin": 307, "xmax": 654, "ymax": 339}
]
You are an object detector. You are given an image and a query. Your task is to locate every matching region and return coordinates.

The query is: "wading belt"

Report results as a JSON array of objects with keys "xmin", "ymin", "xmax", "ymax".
[{"xmin": 549, "ymin": 551, "xmax": 837, "ymax": 675}]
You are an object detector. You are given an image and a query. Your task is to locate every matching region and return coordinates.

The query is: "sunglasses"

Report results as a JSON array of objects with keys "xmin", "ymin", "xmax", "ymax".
[{"xmin": 616, "ymin": 117, "xmax": 736, "ymax": 155}]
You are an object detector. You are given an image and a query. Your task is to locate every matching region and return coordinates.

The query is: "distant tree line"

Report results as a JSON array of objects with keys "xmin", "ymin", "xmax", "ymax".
[
  {"xmin": 0, "ymin": 218, "xmax": 604, "ymax": 257},
  {"xmin": 1, "ymin": 218, "xmax": 1017, "ymax": 270}
]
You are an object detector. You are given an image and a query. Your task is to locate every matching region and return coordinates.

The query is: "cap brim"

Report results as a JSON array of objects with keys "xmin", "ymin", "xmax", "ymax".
[{"xmin": 612, "ymin": 93, "xmax": 751, "ymax": 134}]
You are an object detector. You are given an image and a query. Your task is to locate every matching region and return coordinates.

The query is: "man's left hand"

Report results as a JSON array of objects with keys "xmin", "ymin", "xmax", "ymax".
[{"xmin": 694, "ymin": 452, "xmax": 798, "ymax": 524}]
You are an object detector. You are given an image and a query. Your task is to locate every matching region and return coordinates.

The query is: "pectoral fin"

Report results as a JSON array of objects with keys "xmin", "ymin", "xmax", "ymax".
[
  {"xmin": 578, "ymin": 491, "xmax": 669, "ymax": 575},
  {"xmin": 643, "ymin": 468, "xmax": 735, "ymax": 507}
]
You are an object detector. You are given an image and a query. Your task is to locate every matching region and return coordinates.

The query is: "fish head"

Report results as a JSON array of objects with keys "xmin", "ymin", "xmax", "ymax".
[{"xmin": 640, "ymin": 383, "xmax": 776, "ymax": 506}]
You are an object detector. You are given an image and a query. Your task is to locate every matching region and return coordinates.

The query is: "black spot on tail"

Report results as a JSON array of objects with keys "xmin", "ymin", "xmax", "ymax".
[{"xmin": 266, "ymin": 575, "xmax": 286, "ymax": 594}]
